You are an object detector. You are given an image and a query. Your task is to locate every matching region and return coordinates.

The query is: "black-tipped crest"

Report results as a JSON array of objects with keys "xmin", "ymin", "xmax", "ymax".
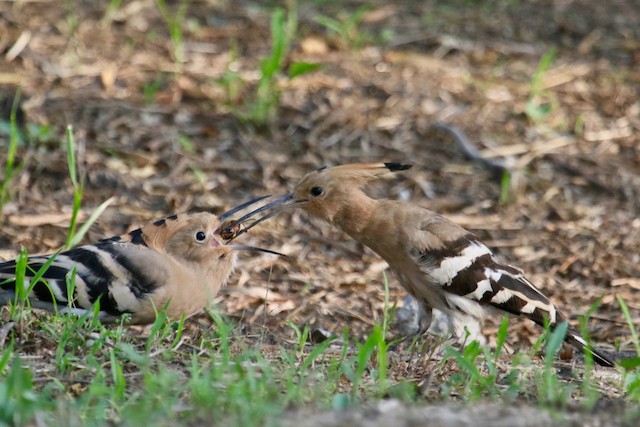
[{"xmin": 384, "ymin": 162, "xmax": 412, "ymax": 171}]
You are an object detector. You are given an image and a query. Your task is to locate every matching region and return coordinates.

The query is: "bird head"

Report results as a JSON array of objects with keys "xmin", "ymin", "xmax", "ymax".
[
  {"xmin": 154, "ymin": 212, "xmax": 236, "ymax": 264},
  {"xmin": 290, "ymin": 162, "xmax": 413, "ymax": 223},
  {"xmin": 139, "ymin": 196, "xmax": 285, "ymax": 264},
  {"xmin": 224, "ymin": 162, "xmax": 413, "ymax": 237}
]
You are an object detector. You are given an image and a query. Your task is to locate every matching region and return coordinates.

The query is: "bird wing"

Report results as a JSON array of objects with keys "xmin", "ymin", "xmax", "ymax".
[
  {"xmin": 406, "ymin": 215, "xmax": 615, "ymax": 367},
  {"xmin": 409, "ymin": 218, "xmax": 558, "ymax": 327},
  {"xmin": 0, "ymin": 235, "xmax": 167, "ymax": 317}
]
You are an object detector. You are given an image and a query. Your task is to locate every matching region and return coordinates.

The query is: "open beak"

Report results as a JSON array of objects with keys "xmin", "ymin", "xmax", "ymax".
[
  {"xmin": 226, "ymin": 244, "xmax": 287, "ymax": 257},
  {"xmin": 221, "ymin": 193, "xmax": 309, "ymax": 242},
  {"xmin": 218, "ymin": 194, "xmax": 272, "ymax": 221},
  {"xmin": 213, "ymin": 193, "xmax": 307, "ymax": 255}
]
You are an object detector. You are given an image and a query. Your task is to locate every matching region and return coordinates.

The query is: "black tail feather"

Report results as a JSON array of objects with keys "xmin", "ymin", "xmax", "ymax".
[
  {"xmin": 384, "ymin": 162, "xmax": 413, "ymax": 171},
  {"xmin": 565, "ymin": 328, "xmax": 615, "ymax": 368}
]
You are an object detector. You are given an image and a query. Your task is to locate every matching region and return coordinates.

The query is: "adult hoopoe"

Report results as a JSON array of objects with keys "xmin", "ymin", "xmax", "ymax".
[
  {"xmin": 0, "ymin": 196, "xmax": 283, "ymax": 324},
  {"xmin": 229, "ymin": 163, "xmax": 614, "ymax": 367}
]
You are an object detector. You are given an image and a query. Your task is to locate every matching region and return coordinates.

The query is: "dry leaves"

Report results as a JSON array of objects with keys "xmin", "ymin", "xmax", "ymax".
[{"xmin": 0, "ymin": 0, "xmax": 638, "ymax": 352}]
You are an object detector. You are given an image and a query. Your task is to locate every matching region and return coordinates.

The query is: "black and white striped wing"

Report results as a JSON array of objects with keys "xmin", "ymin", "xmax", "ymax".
[
  {"xmin": 1, "ymin": 253, "xmax": 74, "ymax": 306},
  {"xmin": 0, "ymin": 235, "xmax": 163, "ymax": 317},
  {"xmin": 412, "ymin": 232, "xmax": 558, "ymax": 327},
  {"xmin": 411, "ymin": 232, "xmax": 615, "ymax": 367}
]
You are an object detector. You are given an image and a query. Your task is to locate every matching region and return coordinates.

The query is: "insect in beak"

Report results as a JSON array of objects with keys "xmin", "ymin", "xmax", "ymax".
[{"xmin": 220, "ymin": 193, "xmax": 308, "ymax": 242}]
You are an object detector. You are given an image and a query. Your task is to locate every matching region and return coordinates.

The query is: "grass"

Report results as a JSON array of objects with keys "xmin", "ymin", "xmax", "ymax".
[
  {"xmin": 237, "ymin": 7, "xmax": 291, "ymax": 125},
  {"xmin": 142, "ymin": 74, "xmax": 165, "ymax": 104},
  {"xmin": 155, "ymin": 0, "xmax": 190, "ymax": 72},
  {"xmin": 2, "ymin": 308, "xmax": 398, "ymax": 425},
  {"xmin": 525, "ymin": 48, "xmax": 557, "ymax": 124},
  {"xmin": 315, "ymin": 6, "xmax": 372, "ymax": 51},
  {"xmin": 2, "ymin": 126, "xmax": 112, "ymax": 323},
  {"xmin": 537, "ymin": 322, "xmax": 572, "ymax": 406},
  {"xmin": 499, "ymin": 170, "xmax": 512, "ymax": 205},
  {"xmin": 442, "ymin": 317, "xmax": 513, "ymax": 401},
  {"xmin": 499, "ymin": 48, "xmax": 558, "ymax": 204},
  {"xmin": 2, "ymin": 0, "xmax": 638, "ymax": 424},
  {"xmin": 64, "ymin": 126, "xmax": 114, "ymax": 250},
  {"xmin": 617, "ymin": 296, "xmax": 640, "ymax": 401},
  {"xmin": 3, "ymin": 255, "xmax": 637, "ymax": 426},
  {"xmin": 0, "ymin": 126, "xmax": 636, "ymax": 425},
  {"xmin": 1, "ymin": 301, "xmax": 635, "ymax": 426},
  {"xmin": 1, "ymin": 309, "xmax": 386, "ymax": 425},
  {"xmin": 222, "ymin": 7, "xmax": 320, "ymax": 126},
  {"xmin": 0, "ymin": 92, "xmax": 22, "ymax": 221}
]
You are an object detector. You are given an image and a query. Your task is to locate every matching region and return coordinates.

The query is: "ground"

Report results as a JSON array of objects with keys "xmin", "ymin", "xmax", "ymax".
[{"xmin": 0, "ymin": 0, "xmax": 639, "ymax": 425}]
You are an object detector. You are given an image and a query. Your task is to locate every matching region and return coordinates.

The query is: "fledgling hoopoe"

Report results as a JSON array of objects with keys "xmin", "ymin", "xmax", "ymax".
[
  {"xmin": 0, "ymin": 196, "xmax": 282, "ymax": 324},
  {"xmin": 230, "ymin": 163, "xmax": 614, "ymax": 367}
]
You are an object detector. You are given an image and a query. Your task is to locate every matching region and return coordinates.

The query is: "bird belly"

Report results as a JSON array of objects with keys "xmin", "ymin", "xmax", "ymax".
[
  {"xmin": 394, "ymin": 267, "xmax": 452, "ymax": 313},
  {"xmin": 394, "ymin": 267, "xmax": 489, "ymax": 343},
  {"xmin": 442, "ymin": 293, "xmax": 488, "ymax": 320}
]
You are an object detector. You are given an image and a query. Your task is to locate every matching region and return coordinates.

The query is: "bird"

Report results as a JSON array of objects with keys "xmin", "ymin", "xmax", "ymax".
[
  {"xmin": 229, "ymin": 162, "xmax": 615, "ymax": 367},
  {"xmin": 0, "ymin": 196, "xmax": 283, "ymax": 324}
]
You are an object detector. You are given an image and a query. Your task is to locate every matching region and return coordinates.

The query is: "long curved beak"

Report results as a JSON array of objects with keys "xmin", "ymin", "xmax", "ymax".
[
  {"xmin": 214, "ymin": 194, "xmax": 302, "ymax": 255},
  {"xmin": 226, "ymin": 194, "xmax": 296, "ymax": 224},
  {"xmin": 222, "ymin": 193, "xmax": 308, "ymax": 242},
  {"xmin": 218, "ymin": 194, "xmax": 272, "ymax": 221},
  {"xmin": 226, "ymin": 244, "xmax": 287, "ymax": 257}
]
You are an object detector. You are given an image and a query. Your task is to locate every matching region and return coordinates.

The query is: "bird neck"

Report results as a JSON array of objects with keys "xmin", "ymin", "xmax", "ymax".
[{"xmin": 332, "ymin": 190, "xmax": 377, "ymax": 237}]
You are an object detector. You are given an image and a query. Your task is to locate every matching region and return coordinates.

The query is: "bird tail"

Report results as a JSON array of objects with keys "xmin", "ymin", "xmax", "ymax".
[
  {"xmin": 0, "ymin": 253, "xmax": 78, "ymax": 312},
  {"xmin": 563, "ymin": 326, "xmax": 615, "ymax": 367}
]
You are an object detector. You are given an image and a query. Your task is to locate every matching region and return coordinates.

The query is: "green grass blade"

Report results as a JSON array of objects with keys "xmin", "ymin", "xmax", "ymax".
[
  {"xmin": 65, "ymin": 267, "xmax": 77, "ymax": 311},
  {"xmin": 0, "ymin": 91, "xmax": 22, "ymax": 214},
  {"xmin": 171, "ymin": 314, "xmax": 187, "ymax": 349},
  {"xmin": 494, "ymin": 316, "xmax": 509, "ymax": 362},
  {"xmin": 530, "ymin": 48, "xmax": 556, "ymax": 96},
  {"xmin": 65, "ymin": 196, "xmax": 115, "ymax": 249},
  {"xmin": 64, "ymin": 125, "xmax": 82, "ymax": 248},
  {"xmin": 261, "ymin": 8, "xmax": 286, "ymax": 78},
  {"xmin": 617, "ymin": 295, "xmax": 640, "ymax": 354},
  {"xmin": 13, "ymin": 248, "xmax": 29, "ymax": 303},
  {"xmin": 299, "ymin": 337, "xmax": 335, "ymax": 374},
  {"xmin": 289, "ymin": 62, "xmax": 322, "ymax": 79},
  {"xmin": 65, "ymin": 125, "xmax": 78, "ymax": 188},
  {"xmin": 545, "ymin": 322, "xmax": 568, "ymax": 364}
]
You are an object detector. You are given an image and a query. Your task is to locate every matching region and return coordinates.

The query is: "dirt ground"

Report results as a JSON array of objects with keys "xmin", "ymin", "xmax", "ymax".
[
  {"xmin": 1, "ymin": 0, "xmax": 639, "ymax": 423},
  {"xmin": 280, "ymin": 399, "xmax": 629, "ymax": 427}
]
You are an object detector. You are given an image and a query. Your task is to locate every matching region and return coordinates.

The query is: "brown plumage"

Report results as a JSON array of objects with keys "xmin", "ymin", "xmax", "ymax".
[
  {"xmin": 0, "ymin": 197, "xmax": 282, "ymax": 323},
  {"xmin": 239, "ymin": 162, "xmax": 614, "ymax": 367}
]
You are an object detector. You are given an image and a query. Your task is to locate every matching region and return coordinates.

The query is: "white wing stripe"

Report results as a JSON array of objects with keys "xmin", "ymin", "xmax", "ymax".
[
  {"xmin": 466, "ymin": 278, "xmax": 493, "ymax": 300},
  {"xmin": 521, "ymin": 302, "xmax": 537, "ymax": 314},
  {"xmin": 48, "ymin": 279, "xmax": 68, "ymax": 302},
  {"xmin": 490, "ymin": 289, "xmax": 513, "ymax": 304},
  {"xmin": 81, "ymin": 246, "xmax": 131, "ymax": 285},
  {"xmin": 429, "ymin": 242, "xmax": 491, "ymax": 285}
]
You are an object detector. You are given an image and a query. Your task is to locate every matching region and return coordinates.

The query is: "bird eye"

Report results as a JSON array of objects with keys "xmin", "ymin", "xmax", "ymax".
[
  {"xmin": 195, "ymin": 231, "xmax": 207, "ymax": 242},
  {"xmin": 310, "ymin": 186, "xmax": 324, "ymax": 197}
]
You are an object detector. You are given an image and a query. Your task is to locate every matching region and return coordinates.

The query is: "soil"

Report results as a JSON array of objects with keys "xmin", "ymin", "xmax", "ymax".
[{"xmin": 1, "ymin": 0, "xmax": 639, "ymax": 424}]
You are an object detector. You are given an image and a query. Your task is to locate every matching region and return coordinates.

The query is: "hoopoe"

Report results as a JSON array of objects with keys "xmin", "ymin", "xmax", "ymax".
[
  {"xmin": 230, "ymin": 163, "xmax": 615, "ymax": 367},
  {"xmin": 0, "ymin": 196, "xmax": 283, "ymax": 323}
]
